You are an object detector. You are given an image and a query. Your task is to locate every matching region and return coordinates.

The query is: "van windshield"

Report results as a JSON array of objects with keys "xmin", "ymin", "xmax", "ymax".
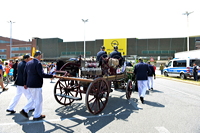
[{"xmin": 190, "ymin": 59, "xmax": 200, "ymax": 66}]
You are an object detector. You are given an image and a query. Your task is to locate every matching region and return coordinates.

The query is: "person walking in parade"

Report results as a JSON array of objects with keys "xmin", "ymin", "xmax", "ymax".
[
  {"xmin": 147, "ymin": 62, "xmax": 156, "ymax": 90},
  {"xmin": 20, "ymin": 51, "xmax": 56, "ymax": 120},
  {"xmin": 134, "ymin": 59, "xmax": 151, "ymax": 104},
  {"xmin": 0, "ymin": 59, "xmax": 8, "ymax": 92},
  {"xmin": 6, "ymin": 54, "xmax": 34, "ymax": 113}
]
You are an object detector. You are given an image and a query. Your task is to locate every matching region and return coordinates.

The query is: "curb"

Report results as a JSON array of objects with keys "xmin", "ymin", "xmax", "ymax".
[{"xmin": 156, "ymin": 75, "xmax": 200, "ymax": 86}]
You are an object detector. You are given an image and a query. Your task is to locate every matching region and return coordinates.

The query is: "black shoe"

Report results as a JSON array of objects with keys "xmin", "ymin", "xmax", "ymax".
[
  {"xmin": 20, "ymin": 109, "xmax": 29, "ymax": 118},
  {"xmin": 3, "ymin": 88, "xmax": 8, "ymax": 91},
  {"xmin": 33, "ymin": 115, "xmax": 45, "ymax": 121},
  {"xmin": 140, "ymin": 97, "xmax": 144, "ymax": 104},
  {"xmin": 6, "ymin": 109, "xmax": 16, "ymax": 114},
  {"xmin": 29, "ymin": 109, "xmax": 35, "ymax": 112},
  {"xmin": 151, "ymin": 88, "xmax": 153, "ymax": 90},
  {"xmin": 110, "ymin": 89, "xmax": 113, "ymax": 92}
]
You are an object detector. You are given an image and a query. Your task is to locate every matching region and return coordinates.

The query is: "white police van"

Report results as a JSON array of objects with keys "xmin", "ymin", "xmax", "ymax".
[{"xmin": 164, "ymin": 58, "xmax": 200, "ymax": 79}]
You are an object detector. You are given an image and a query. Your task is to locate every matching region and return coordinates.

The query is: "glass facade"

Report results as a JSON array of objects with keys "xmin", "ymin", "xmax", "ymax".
[
  {"xmin": 12, "ymin": 47, "xmax": 31, "ymax": 51},
  {"xmin": 0, "ymin": 40, "xmax": 9, "ymax": 43},
  {"xmin": 0, "ymin": 49, "xmax": 6, "ymax": 52},
  {"xmin": 0, "ymin": 54, "xmax": 7, "ymax": 59},
  {"xmin": 61, "ymin": 51, "xmax": 91, "ymax": 55},
  {"xmin": 11, "ymin": 53, "xmax": 31, "ymax": 57},
  {"xmin": 142, "ymin": 50, "xmax": 176, "ymax": 54}
]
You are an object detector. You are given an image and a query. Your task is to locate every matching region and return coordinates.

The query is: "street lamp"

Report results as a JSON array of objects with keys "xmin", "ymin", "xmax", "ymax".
[
  {"xmin": 182, "ymin": 11, "xmax": 193, "ymax": 51},
  {"xmin": 82, "ymin": 19, "xmax": 88, "ymax": 59},
  {"xmin": 8, "ymin": 20, "xmax": 15, "ymax": 59}
]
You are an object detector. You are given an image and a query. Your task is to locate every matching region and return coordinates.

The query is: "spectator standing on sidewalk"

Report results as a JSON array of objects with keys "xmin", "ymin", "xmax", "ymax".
[
  {"xmin": 147, "ymin": 62, "xmax": 156, "ymax": 90},
  {"xmin": 20, "ymin": 51, "xmax": 56, "ymax": 120},
  {"xmin": 193, "ymin": 62, "xmax": 199, "ymax": 81},
  {"xmin": 6, "ymin": 54, "xmax": 34, "ymax": 113},
  {"xmin": 159, "ymin": 64, "xmax": 164, "ymax": 75},
  {"xmin": 0, "ymin": 59, "xmax": 8, "ymax": 92},
  {"xmin": 134, "ymin": 58, "xmax": 151, "ymax": 104},
  {"xmin": 12, "ymin": 60, "xmax": 18, "ymax": 81}
]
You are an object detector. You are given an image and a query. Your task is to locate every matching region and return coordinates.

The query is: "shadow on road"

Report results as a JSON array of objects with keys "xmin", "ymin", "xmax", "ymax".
[
  {"xmin": 53, "ymin": 94, "xmax": 138, "ymax": 133},
  {"xmin": 144, "ymin": 100, "xmax": 165, "ymax": 107},
  {"xmin": 12, "ymin": 114, "xmax": 45, "ymax": 133}
]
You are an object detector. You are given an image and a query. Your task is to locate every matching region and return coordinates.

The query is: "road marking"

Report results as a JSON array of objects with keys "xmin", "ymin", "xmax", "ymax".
[
  {"xmin": 0, "ymin": 112, "xmax": 128, "ymax": 126},
  {"xmin": 155, "ymin": 127, "xmax": 170, "ymax": 133}
]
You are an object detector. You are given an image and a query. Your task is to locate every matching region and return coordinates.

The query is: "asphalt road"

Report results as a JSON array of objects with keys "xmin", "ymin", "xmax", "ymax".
[{"xmin": 0, "ymin": 76, "xmax": 200, "ymax": 133}]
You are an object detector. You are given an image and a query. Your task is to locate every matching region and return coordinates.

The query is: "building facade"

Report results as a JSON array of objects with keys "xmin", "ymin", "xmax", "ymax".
[
  {"xmin": 35, "ymin": 37, "xmax": 198, "ymax": 61},
  {"xmin": 0, "ymin": 36, "xmax": 37, "ymax": 60},
  {"xmin": 0, "ymin": 36, "xmax": 199, "ymax": 61}
]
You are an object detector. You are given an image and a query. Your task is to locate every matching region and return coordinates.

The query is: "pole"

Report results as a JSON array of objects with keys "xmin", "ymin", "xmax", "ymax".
[
  {"xmin": 187, "ymin": 15, "xmax": 189, "ymax": 51},
  {"xmin": 8, "ymin": 21, "xmax": 15, "ymax": 59},
  {"xmin": 182, "ymin": 11, "xmax": 193, "ymax": 51},
  {"xmin": 84, "ymin": 22, "xmax": 86, "ymax": 59},
  {"xmin": 10, "ymin": 21, "xmax": 12, "ymax": 59},
  {"xmin": 82, "ymin": 19, "xmax": 88, "ymax": 59}
]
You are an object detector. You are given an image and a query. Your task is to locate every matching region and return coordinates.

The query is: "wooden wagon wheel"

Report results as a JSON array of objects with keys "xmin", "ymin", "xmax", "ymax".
[
  {"xmin": 54, "ymin": 78, "xmax": 79, "ymax": 106},
  {"xmin": 126, "ymin": 79, "xmax": 133, "ymax": 99},
  {"xmin": 85, "ymin": 77, "xmax": 110, "ymax": 115}
]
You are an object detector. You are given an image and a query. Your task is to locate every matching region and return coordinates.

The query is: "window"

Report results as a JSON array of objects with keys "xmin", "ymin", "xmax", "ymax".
[
  {"xmin": 12, "ymin": 47, "xmax": 31, "ymax": 51},
  {"xmin": 0, "ymin": 40, "xmax": 9, "ymax": 43},
  {"xmin": 11, "ymin": 53, "xmax": 31, "ymax": 57},
  {"xmin": 0, "ymin": 49, "xmax": 6, "ymax": 52},
  {"xmin": 0, "ymin": 54, "xmax": 7, "ymax": 59},
  {"xmin": 168, "ymin": 61, "xmax": 172, "ymax": 67},
  {"xmin": 173, "ymin": 60, "xmax": 186, "ymax": 67},
  {"xmin": 190, "ymin": 59, "xmax": 200, "ymax": 66}
]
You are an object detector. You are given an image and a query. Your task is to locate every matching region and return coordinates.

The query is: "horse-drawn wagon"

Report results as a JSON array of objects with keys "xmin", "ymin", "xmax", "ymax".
[{"xmin": 54, "ymin": 56, "xmax": 135, "ymax": 115}]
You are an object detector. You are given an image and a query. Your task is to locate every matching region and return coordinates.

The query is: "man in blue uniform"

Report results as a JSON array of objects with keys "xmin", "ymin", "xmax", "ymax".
[
  {"xmin": 7, "ymin": 54, "xmax": 34, "ymax": 114},
  {"xmin": 147, "ymin": 62, "xmax": 156, "ymax": 91},
  {"xmin": 134, "ymin": 59, "xmax": 151, "ymax": 104},
  {"xmin": 110, "ymin": 46, "xmax": 123, "ymax": 66},
  {"xmin": 96, "ymin": 46, "xmax": 107, "ymax": 67},
  {"xmin": 20, "ymin": 51, "xmax": 55, "ymax": 120}
]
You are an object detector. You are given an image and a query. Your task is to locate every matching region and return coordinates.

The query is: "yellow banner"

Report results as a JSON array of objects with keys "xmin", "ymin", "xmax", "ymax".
[
  {"xmin": 32, "ymin": 47, "xmax": 36, "ymax": 57},
  {"xmin": 103, "ymin": 38, "xmax": 127, "ymax": 56}
]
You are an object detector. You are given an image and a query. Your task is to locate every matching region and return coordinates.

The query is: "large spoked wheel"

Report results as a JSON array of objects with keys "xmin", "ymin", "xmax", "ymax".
[
  {"xmin": 126, "ymin": 79, "xmax": 133, "ymax": 99},
  {"xmin": 85, "ymin": 77, "xmax": 110, "ymax": 115},
  {"xmin": 54, "ymin": 79, "xmax": 79, "ymax": 106}
]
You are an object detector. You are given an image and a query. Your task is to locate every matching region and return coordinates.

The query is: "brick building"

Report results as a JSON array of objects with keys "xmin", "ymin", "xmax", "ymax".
[{"xmin": 0, "ymin": 36, "xmax": 36, "ymax": 60}]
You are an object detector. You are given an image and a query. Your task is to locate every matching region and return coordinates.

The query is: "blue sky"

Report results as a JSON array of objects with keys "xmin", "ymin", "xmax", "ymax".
[{"xmin": 0, "ymin": 0, "xmax": 200, "ymax": 42}]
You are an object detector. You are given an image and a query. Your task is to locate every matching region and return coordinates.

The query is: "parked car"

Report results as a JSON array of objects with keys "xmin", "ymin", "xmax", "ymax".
[{"xmin": 164, "ymin": 58, "xmax": 200, "ymax": 79}]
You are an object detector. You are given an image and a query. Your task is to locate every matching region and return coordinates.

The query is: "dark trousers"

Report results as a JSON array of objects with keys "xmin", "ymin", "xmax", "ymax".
[
  {"xmin": 193, "ymin": 72, "xmax": 198, "ymax": 81},
  {"xmin": 13, "ymin": 71, "xmax": 17, "ymax": 81}
]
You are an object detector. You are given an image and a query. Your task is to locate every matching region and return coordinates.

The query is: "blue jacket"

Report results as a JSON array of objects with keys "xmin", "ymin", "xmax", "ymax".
[
  {"xmin": 15, "ymin": 61, "xmax": 26, "ymax": 86},
  {"xmin": 109, "ymin": 50, "xmax": 122, "ymax": 59},
  {"xmin": 24, "ymin": 58, "xmax": 53, "ymax": 88},
  {"xmin": 96, "ymin": 50, "xmax": 107, "ymax": 61},
  {"xmin": 148, "ymin": 64, "xmax": 155, "ymax": 77},
  {"xmin": 134, "ymin": 62, "xmax": 151, "ymax": 80}
]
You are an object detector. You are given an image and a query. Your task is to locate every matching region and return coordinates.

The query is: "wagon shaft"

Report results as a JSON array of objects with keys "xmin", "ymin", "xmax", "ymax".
[
  {"xmin": 56, "ymin": 76, "xmax": 94, "ymax": 82},
  {"xmin": 103, "ymin": 73, "xmax": 126, "ymax": 81}
]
